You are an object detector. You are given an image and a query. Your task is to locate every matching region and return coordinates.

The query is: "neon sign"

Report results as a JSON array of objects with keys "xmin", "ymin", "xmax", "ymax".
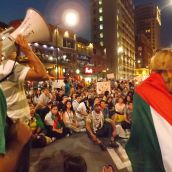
[{"xmin": 85, "ymin": 67, "xmax": 93, "ymax": 74}]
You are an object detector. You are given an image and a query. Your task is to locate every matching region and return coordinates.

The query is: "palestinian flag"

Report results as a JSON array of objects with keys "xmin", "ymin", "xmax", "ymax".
[{"xmin": 126, "ymin": 72, "xmax": 172, "ymax": 172}]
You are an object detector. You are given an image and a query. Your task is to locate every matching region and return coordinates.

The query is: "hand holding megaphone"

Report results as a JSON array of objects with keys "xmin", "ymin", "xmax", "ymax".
[
  {"xmin": 15, "ymin": 34, "xmax": 32, "ymax": 55},
  {"xmin": 0, "ymin": 8, "xmax": 50, "ymax": 59}
]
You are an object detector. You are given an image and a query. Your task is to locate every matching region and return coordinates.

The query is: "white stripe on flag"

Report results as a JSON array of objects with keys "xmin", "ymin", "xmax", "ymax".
[{"xmin": 151, "ymin": 107, "xmax": 172, "ymax": 172}]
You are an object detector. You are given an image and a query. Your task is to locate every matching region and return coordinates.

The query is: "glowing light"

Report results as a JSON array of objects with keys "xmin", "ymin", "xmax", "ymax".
[
  {"xmin": 55, "ymin": 67, "xmax": 58, "ymax": 73},
  {"xmin": 76, "ymin": 69, "xmax": 80, "ymax": 74},
  {"xmin": 64, "ymin": 31, "xmax": 69, "ymax": 38},
  {"xmin": 43, "ymin": 45, "xmax": 47, "ymax": 48},
  {"xmin": 50, "ymin": 46, "xmax": 54, "ymax": 50},
  {"xmin": 63, "ymin": 9, "xmax": 79, "ymax": 27},
  {"xmin": 63, "ymin": 55, "xmax": 67, "ymax": 60},
  {"xmin": 118, "ymin": 46, "xmax": 123, "ymax": 54},
  {"xmin": 49, "ymin": 56, "xmax": 53, "ymax": 61},
  {"xmin": 34, "ymin": 42, "xmax": 39, "ymax": 46},
  {"xmin": 89, "ymin": 43, "xmax": 93, "ymax": 48}
]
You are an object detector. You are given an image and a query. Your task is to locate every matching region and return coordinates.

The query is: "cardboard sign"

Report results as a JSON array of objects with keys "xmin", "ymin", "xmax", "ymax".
[
  {"xmin": 96, "ymin": 81, "xmax": 111, "ymax": 95},
  {"xmin": 107, "ymin": 73, "xmax": 115, "ymax": 79}
]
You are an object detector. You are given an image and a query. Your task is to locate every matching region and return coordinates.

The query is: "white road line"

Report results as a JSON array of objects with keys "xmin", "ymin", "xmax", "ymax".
[
  {"xmin": 117, "ymin": 142, "xmax": 129, "ymax": 161},
  {"xmin": 107, "ymin": 148, "xmax": 125, "ymax": 170},
  {"xmin": 127, "ymin": 166, "xmax": 133, "ymax": 172},
  {"xmin": 123, "ymin": 161, "xmax": 132, "ymax": 168},
  {"xmin": 107, "ymin": 142, "xmax": 132, "ymax": 171}
]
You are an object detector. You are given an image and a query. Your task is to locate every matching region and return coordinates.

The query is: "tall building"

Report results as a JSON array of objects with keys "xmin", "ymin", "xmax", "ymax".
[
  {"xmin": 135, "ymin": 4, "xmax": 161, "ymax": 52},
  {"xmin": 135, "ymin": 33, "xmax": 153, "ymax": 68},
  {"xmin": 90, "ymin": 0, "xmax": 135, "ymax": 79}
]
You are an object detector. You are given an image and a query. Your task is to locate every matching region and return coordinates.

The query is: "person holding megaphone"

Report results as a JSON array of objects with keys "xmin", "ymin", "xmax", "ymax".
[{"xmin": 0, "ymin": 34, "xmax": 49, "ymax": 172}]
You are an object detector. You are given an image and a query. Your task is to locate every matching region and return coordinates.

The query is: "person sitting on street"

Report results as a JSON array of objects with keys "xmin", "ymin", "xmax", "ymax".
[
  {"xmin": 86, "ymin": 104, "xmax": 119, "ymax": 151},
  {"xmin": 44, "ymin": 104, "xmax": 69, "ymax": 139},
  {"xmin": 63, "ymin": 100, "xmax": 84, "ymax": 132},
  {"xmin": 28, "ymin": 103, "xmax": 53, "ymax": 147}
]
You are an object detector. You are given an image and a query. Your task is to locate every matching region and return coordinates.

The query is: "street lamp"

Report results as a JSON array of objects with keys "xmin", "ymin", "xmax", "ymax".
[
  {"xmin": 137, "ymin": 60, "xmax": 141, "ymax": 64},
  {"xmin": 54, "ymin": 9, "xmax": 79, "ymax": 80},
  {"xmin": 55, "ymin": 9, "xmax": 79, "ymax": 46},
  {"xmin": 62, "ymin": 9, "xmax": 79, "ymax": 27}
]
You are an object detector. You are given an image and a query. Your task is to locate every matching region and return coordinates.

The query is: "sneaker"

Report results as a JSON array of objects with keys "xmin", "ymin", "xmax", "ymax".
[
  {"xmin": 108, "ymin": 141, "xmax": 119, "ymax": 149},
  {"xmin": 99, "ymin": 142, "xmax": 107, "ymax": 151}
]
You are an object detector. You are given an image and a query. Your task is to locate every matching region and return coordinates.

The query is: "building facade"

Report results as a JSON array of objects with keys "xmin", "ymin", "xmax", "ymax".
[
  {"xmin": 90, "ymin": 0, "xmax": 135, "ymax": 79},
  {"xmin": 6, "ymin": 20, "xmax": 94, "ymax": 79},
  {"xmin": 135, "ymin": 33, "xmax": 153, "ymax": 68},
  {"xmin": 135, "ymin": 4, "xmax": 161, "ymax": 52},
  {"xmin": 30, "ymin": 25, "xmax": 94, "ymax": 78}
]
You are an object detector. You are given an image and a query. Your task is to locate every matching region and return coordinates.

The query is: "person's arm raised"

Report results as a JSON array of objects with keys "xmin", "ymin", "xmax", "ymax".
[{"xmin": 15, "ymin": 35, "xmax": 49, "ymax": 81}]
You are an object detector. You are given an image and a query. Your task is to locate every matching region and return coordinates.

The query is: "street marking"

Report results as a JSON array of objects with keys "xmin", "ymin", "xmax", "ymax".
[
  {"xmin": 107, "ymin": 142, "xmax": 132, "ymax": 171},
  {"xmin": 107, "ymin": 148, "xmax": 125, "ymax": 170}
]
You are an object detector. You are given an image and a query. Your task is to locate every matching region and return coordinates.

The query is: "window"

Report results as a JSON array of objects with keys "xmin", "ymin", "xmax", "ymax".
[
  {"xmin": 99, "ymin": 0, "xmax": 102, "ymax": 5},
  {"xmin": 100, "ymin": 41, "xmax": 104, "ymax": 46},
  {"xmin": 117, "ymin": 32, "xmax": 119, "ymax": 38},
  {"xmin": 100, "ymin": 24, "xmax": 103, "ymax": 30},
  {"xmin": 100, "ymin": 33, "xmax": 103, "ymax": 38},
  {"xmin": 99, "ymin": 16, "xmax": 103, "ymax": 21},
  {"xmin": 99, "ymin": 7, "xmax": 103, "ymax": 13},
  {"xmin": 63, "ymin": 38, "xmax": 75, "ymax": 49},
  {"xmin": 145, "ymin": 29, "xmax": 151, "ymax": 33},
  {"xmin": 117, "ymin": 15, "xmax": 119, "ymax": 21}
]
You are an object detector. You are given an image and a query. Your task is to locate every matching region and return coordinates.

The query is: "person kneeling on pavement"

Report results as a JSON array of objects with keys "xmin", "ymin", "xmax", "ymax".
[{"xmin": 86, "ymin": 104, "xmax": 119, "ymax": 151}]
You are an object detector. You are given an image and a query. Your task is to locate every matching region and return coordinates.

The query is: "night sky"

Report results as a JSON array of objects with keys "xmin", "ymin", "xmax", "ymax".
[{"xmin": 0, "ymin": 0, "xmax": 171, "ymax": 47}]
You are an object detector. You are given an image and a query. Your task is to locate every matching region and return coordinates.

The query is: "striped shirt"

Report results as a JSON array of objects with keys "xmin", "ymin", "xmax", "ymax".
[{"xmin": 0, "ymin": 60, "xmax": 30, "ymax": 121}]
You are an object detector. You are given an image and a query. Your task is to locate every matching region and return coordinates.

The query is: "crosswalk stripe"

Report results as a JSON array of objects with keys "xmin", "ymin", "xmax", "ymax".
[
  {"xmin": 107, "ymin": 142, "xmax": 132, "ymax": 171},
  {"xmin": 117, "ymin": 142, "xmax": 129, "ymax": 161},
  {"xmin": 107, "ymin": 148, "xmax": 125, "ymax": 170}
]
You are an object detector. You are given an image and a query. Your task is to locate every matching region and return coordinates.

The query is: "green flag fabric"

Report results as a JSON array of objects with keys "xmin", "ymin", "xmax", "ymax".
[
  {"xmin": 0, "ymin": 88, "xmax": 7, "ymax": 154},
  {"xmin": 126, "ymin": 93, "xmax": 165, "ymax": 172}
]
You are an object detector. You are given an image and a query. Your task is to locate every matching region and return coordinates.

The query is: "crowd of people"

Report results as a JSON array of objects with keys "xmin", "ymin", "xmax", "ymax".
[
  {"xmin": 25, "ymin": 78, "xmax": 135, "ymax": 151},
  {"xmin": 1, "ymin": 33, "xmax": 172, "ymax": 172}
]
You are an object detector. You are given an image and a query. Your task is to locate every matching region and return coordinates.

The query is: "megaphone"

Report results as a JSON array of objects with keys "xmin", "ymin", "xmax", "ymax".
[{"xmin": 0, "ymin": 8, "xmax": 50, "ymax": 58}]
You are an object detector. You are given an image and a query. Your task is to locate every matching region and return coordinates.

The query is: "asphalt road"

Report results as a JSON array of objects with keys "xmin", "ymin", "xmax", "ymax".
[{"xmin": 30, "ymin": 133, "xmax": 132, "ymax": 172}]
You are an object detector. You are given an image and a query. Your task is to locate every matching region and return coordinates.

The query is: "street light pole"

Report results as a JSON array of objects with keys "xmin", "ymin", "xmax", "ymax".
[
  {"xmin": 54, "ymin": 9, "xmax": 79, "ymax": 80},
  {"xmin": 56, "ymin": 48, "xmax": 59, "ymax": 80}
]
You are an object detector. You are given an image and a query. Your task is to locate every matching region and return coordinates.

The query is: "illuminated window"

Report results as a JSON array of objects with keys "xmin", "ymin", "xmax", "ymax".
[
  {"xmin": 64, "ymin": 31, "xmax": 69, "ymax": 37},
  {"xmin": 100, "ymin": 41, "xmax": 104, "ymax": 46},
  {"xmin": 99, "ymin": 16, "xmax": 103, "ymax": 21},
  {"xmin": 100, "ymin": 33, "xmax": 103, "ymax": 38},
  {"xmin": 99, "ymin": 7, "xmax": 103, "ymax": 13},
  {"xmin": 100, "ymin": 24, "xmax": 103, "ymax": 30},
  {"xmin": 99, "ymin": 0, "xmax": 102, "ymax": 5},
  {"xmin": 145, "ymin": 29, "xmax": 151, "ymax": 33},
  {"xmin": 117, "ymin": 32, "xmax": 119, "ymax": 38}
]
